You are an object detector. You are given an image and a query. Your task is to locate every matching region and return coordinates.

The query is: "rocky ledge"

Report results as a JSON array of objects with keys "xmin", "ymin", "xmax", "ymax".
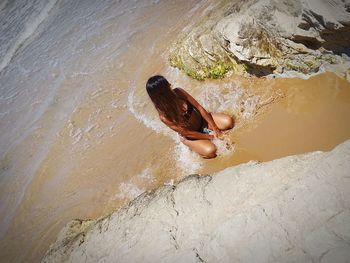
[
  {"xmin": 42, "ymin": 139, "xmax": 350, "ymax": 263},
  {"xmin": 169, "ymin": 0, "xmax": 350, "ymax": 80}
]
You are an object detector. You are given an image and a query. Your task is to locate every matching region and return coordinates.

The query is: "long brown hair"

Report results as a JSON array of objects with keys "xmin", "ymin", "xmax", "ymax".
[{"xmin": 146, "ymin": 75, "xmax": 186, "ymax": 126}]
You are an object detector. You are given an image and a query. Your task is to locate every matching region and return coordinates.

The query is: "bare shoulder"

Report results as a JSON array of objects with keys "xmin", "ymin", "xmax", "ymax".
[
  {"xmin": 174, "ymin": 87, "xmax": 202, "ymax": 110},
  {"xmin": 173, "ymin": 87, "xmax": 190, "ymax": 100},
  {"xmin": 173, "ymin": 87, "xmax": 185, "ymax": 95}
]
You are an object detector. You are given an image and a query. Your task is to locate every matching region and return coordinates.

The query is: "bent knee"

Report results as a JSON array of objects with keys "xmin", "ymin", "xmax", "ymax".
[
  {"xmin": 223, "ymin": 115, "xmax": 235, "ymax": 129},
  {"xmin": 201, "ymin": 144, "xmax": 217, "ymax": 159}
]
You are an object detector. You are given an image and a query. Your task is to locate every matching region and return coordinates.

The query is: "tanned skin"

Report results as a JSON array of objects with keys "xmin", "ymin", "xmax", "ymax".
[{"xmin": 158, "ymin": 87, "xmax": 223, "ymax": 140}]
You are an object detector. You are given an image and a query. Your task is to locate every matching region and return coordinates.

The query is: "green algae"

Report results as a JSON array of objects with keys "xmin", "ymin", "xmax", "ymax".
[
  {"xmin": 169, "ymin": 52, "xmax": 238, "ymax": 80},
  {"xmin": 203, "ymin": 62, "xmax": 236, "ymax": 79},
  {"xmin": 169, "ymin": 53, "xmax": 204, "ymax": 80},
  {"xmin": 285, "ymin": 62, "xmax": 309, "ymax": 74}
]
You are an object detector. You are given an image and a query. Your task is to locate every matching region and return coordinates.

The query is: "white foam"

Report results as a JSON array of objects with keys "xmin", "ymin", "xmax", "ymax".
[
  {"xmin": 127, "ymin": 88, "xmax": 172, "ymax": 136},
  {"xmin": 113, "ymin": 168, "xmax": 155, "ymax": 201},
  {"xmin": 197, "ymin": 81, "xmax": 244, "ymax": 114},
  {"xmin": 173, "ymin": 135, "xmax": 203, "ymax": 174},
  {"xmin": 212, "ymin": 137, "xmax": 235, "ymax": 157},
  {"xmin": 240, "ymin": 96, "xmax": 260, "ymax": 119},
  {"xmin": 164, "ymin": 179, "xmax": 174, "ymax": 186},
  {"xmin": 0, "ymin": 0, "xmax": 58, "ymax": 72},
  {"xmin": 114, "ymin": 183, "xmax": 144, "ymax": 200},
  {"xmin": 138, "ymin": 168, "xmax": 155, "ymax": 181}
]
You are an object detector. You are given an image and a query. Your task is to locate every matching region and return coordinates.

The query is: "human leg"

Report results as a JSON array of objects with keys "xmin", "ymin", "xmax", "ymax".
[
  {"xmin": 209, "ymin": 113, "xmax": 234, "ymax": 130},
  {"xmin": 181, "ymin": 138, "xmax": 217, "ymax": 159}
]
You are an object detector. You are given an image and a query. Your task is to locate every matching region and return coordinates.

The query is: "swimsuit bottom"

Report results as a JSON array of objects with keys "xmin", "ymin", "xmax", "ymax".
[
  {"xmin": 202, "ymin": 126, "xmax": 213, "ymax": 134},
  {"xmin": 183, "ymin": 118, "xmax": 213, "ymax": 141},
  {"xmin": 198, "ymin": 118, "xmax": 213, "ymax": 135},
  {"xmin": 186, "ymin": 103, "xmax": 213, "ymax": 135}
]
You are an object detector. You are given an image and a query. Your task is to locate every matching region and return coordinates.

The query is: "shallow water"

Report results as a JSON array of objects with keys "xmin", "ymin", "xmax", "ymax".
[
  {"xmin": 204, "ymin": 72, "xmax": 350, "ymax": 174},
  {"xmin": 0, "ymin": 1, "xmax": 350, "ymax": 262}
]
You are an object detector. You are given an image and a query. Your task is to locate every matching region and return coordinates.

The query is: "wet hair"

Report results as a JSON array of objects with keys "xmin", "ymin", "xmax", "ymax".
[{"xmin": 146, "ymin": 75, "xmax": 185, "ymax": 125}]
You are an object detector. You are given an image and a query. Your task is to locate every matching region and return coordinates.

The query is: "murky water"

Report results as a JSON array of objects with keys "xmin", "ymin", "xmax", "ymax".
[{"xmin": 0, "ymin": 1, "xmax": 350, "ymax": 262}]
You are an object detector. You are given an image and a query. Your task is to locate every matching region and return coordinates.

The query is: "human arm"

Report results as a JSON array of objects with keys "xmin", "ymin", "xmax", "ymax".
[
  {"xmin": 174, "ymin": 88, "xmax": 222, "ymax": 137},
  {"xmin": 160, "ymin": 115, "xmax": 214, "ymax": 140}
]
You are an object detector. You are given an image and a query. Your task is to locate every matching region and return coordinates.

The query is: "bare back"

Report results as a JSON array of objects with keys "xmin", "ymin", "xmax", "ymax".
[{"xmin": 173, "ymin": 88, "xmax": 203, "ymax": 131}]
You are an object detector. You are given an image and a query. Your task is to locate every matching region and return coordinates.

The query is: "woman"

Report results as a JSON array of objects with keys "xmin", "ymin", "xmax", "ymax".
[{"xmin": 146, "ymin": 75, "xmax": 234, "ymax": 158}]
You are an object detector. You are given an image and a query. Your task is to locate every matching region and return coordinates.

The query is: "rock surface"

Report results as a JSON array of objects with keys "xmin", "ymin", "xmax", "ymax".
[
  {"xmin": 42, "ymin": 140, "xmax": 350, "ymax": 263},
  {"xmin": 169, "ymin": 0, "xmax": 350, "ymax": 79}
]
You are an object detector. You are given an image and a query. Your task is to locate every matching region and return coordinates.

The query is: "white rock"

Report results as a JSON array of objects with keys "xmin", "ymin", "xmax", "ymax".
[
  {"xmin": 42, "ymin": 140, "xmax": 350, "ymax": 263},
  {"xmin": 170, "ymin": 0, "xmax": 350, "ymax": 78}
]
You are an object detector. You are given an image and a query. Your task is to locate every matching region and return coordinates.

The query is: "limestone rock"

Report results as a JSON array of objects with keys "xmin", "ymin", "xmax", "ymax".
[
  {"xmin": 42, "ymin": 139, "xmax": 350, "ymax": 263},
  {"xmin": 169, "ymin": 0, "xmax": 350, "ymax": 79}
]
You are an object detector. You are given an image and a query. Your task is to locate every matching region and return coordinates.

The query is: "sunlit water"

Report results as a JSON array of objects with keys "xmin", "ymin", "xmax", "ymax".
[{"xmin": 1, "ymin": 1, "xmax": 350, "ymax": 262}]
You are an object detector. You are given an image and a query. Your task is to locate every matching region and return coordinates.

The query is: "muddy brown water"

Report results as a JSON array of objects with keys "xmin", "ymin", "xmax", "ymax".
[{"xmin": 205, "ymin": 72, "xmax": 350, "ymax": 174}]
